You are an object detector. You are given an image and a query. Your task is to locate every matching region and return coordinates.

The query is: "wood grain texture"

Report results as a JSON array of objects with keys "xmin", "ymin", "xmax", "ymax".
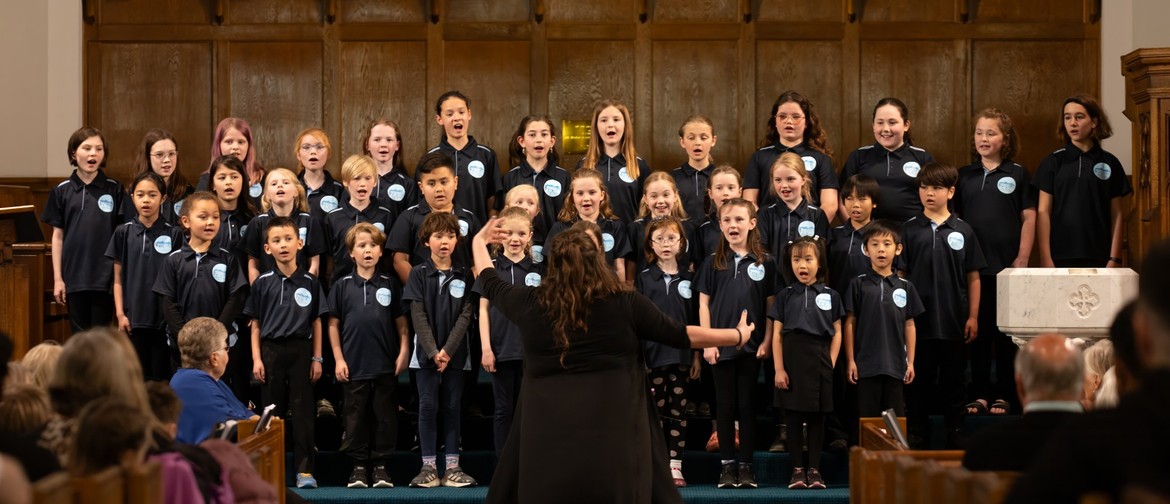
[
  {"xmin": 859, "ymin": 0, "xmax": 953, "ymax": 23},
  {"xmin": 653, "ymin": 0, "xmax": 737, "ymax": 23},
  {"xmin": 860, "ymin": 40, "xmax": 964, "ymax": 165},
  {"xmin": 546, "ymin": 0, "xmax": 632, "ymax": 23},
  {"xmin": 447, "ymin": 0, "xmax": 530, "ymax": 22},
  {"xmin": 228, "ymin": 0, "xmax": 321, "ymax": 24},
  {"xmin": 99, "ymin": 0, "xmax": 210, "ymax": 25},
  {"xmin": 340, "ymin": 0, "xmax": 427, "ymax": 23},
  {"xmin": 227, "ymin": 42, "xmax": 324, "ymax": 171},
  {"xmin": 972, "ymin": 40, "xmax": 1089, "ymax": 171},
  {"xmin": 971, "ymin": 0, "xmax": 1085, "ymax": 23},
  {"xmin": 443, "ymin": 41, "xmax": 532, "ymax": 168},
  {"xmin": 651, "ymin": 40, "xmax": 739, "ymax": 170},
  {"xmin": 757, "ymin": 0, "xmax": 843, "ymax": 22},
  {"xmin": 94, "ymin": 42, "xmax": 214, "ymax": 182},
  {"xmin": 755, "ymin": 41, "xmax": 844, "ymax": 160},
  {"xmin": 548, "ymin": 41, "xmax": 635, "ymax": 168},
  {"xmin": 338, "ymin": 42, "xmax": 429, "ymax": 166}
]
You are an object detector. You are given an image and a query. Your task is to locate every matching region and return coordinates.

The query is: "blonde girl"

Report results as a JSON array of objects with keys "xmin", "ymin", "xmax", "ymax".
[
  {"xmin": 548, "ymin": 168, "xmax": 630, "ymax": 278},
  {"xmin": 294, "ymin": 128, "xmax": 346, "ymax": 219},
  {"xmin": 579, "ymin": 100, "xmax": 651, "ymax": 222},
  {"xmin": 240, "ymin": 167, "xmax": 326, "ymax": 282},
  {"xmin": 672, "ymin": 115, "xmax": 718, "ymax": 220},
  {"xmin": 627, "ymin": 172, "xmax": 696, "ymax": 283},
  {"xmin": 758, "ymin": 152, "xmax": 831, "ymax": 281}
]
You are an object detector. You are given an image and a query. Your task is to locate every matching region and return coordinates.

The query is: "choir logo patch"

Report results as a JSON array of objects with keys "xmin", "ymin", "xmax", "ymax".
[
  {"xmin": 618, "ymin": 167, "xmax": 635, "ymax": 183},
  {"xmin": 388, "ymin": 184, "xmax": 406, "ymax": 202},
  {"xmin": 602, "ymin": 233, "xmax": 615, "ymax": 252},
  {"xmin": 816, "ymin": 293, "xmax": 833, "ymax": 311},
  {"xmin": 544, "ymin": 180, "xmax": 562, "ymax": 197},
  {"xmin": 98, "ymin": 194, "xmax": 114, "ymax": 213},
  {"xmin": 173, "ymin": 200, "xmax": 184, "ymax": 216},
  {"xmin": 459, "ymin": 219, "xmax": 470, "ymax": 237},
  {"xmin": 374, "ymin": 222, "xmax": 385, "ymax": 232},
  {"xmin": 376, "ymin": 287, "xmax": 392, "ymax": 306},
  {"xmin": 249, "ymin": 183, "xmax": 263, "ymax": 198},
  {"xmin": 947, "ymin": 231, "xmax": 965, "ymax": 251},
  {"xmin": 902, "ymin": 162, "xmax": 921, "ymax": 178},
  {"xmin": 212, "ymin": 263, "xmax": 228, "ymax": 283},
  {"xmin": 525, "ymin": 272, "xmax": 542, "ymax": 287},
  {"xmin": 892, "ymin": 288, "xmax": 908, "ymax": 308},
  {"xmin": 239, "ymin": 225, "xmax": 248, "ymax": 237},
  {"xmin": 299, "ymin": 227, "xmax": 308, "ymax": 242},
  {"xmin": 320, "ymin": 196, "xmax": 339, "ymax": 213},
  {"xmin": 678, "ymin": 280, "xmax": 693, "ymax": 299},
  {"xmin": 467, "ymin": 160, "xmax": 486, "ymax": 179},
  {"xmin": 531, "ymin": 245, "xmax": 544, "ymax": 263},
  {"xmin": 798, "ymin": 220, "xmax": 816, "ymax": 237},
  {"xmin": 449, "ymin": 279, "xmax": 466, "ymax": 298},
  {"xmin": 1093, "ymin": 163, "xmax": 1111, "ymax": 181},
  {"xmin": 997, "ymin": 177, "xmax": 1017, "ymax": 195},
  {"xmin": 747, "ymin": 263, "xmax": 766, "ymax": 281},
  {"xmin": 294, "ymin": 287, "xmax": 313, "ymax": 307},
  {"xmin": 154, "ymin": 235, "xmax": 173, "ymax": 254},
  {"xmin": 802, "ymin": 156, "xmax": 818, "ymax": 172}
]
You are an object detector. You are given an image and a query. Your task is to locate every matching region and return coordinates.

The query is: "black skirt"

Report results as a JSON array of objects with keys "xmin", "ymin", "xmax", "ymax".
[{"xmin": 774, "ymin": 330, "xmax": 834, "ymax": 413}]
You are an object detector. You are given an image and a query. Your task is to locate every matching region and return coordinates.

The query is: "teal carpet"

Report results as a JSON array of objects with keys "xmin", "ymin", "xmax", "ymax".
[{"xmin": 291, "ymin": 485, "xmax": 850, "ymax": 503}]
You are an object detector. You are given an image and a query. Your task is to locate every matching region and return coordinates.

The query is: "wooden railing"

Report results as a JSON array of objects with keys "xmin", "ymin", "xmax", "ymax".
[
  {"xmin": 238, "ymin": 418, "xmax": 287, "ymax": 504},
  {"xmin": 31, "ymin": 460, "xmax": 162, "ymax": 504}
]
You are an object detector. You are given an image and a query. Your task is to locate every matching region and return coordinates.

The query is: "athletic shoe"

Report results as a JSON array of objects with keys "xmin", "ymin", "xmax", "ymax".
[
  {"xmin": 409, "ymin": 465, "xmax": 440, "ymax": 488},
  {"xmin": 769, "ymin": 426, "xmax": 787, "ymax": 452},
  {"xmin": 347, "ymin": 466, "xmax": 368, "ymax": 488},
  {"xmin": 807, "ymin": 467, "xmax": 826, "ymax": 489},
  {"xmin": 788, "ymin": 467, "xmax": 808, "ymax": 489},
  {"xmin": 296, "ymin": 473, "xmax": 318, "ymax": 489},
  {"xmin": 316, "ymin": 398, "xmax": 336, "ymax": 417},
  {"xmin": 372, "ymin": 465, "xmax": 393, "ymax": 488},
  {"xmin": 737, "ymin": 462, "xmax": 758, "ymax": 489},
  {"xmin": 442, "ymin": 467, "xmax": 477, "ymax": 487},
  {"xmin": 717, "ymin": 463, "xmax": 738, "ymax": 489},
  {"xmin": 671, "ymin": 466, "xmax": 686, "ymax": 487}
]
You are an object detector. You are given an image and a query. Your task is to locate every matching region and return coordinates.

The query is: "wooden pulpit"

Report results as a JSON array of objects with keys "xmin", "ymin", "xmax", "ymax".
[
  {"xmin": 1122, "ymin": 48, "xmax": 1170, "ymax": 266},
  {"xmin": 0, "ymin": 204, "xmax": 46, "ymax": 358}
]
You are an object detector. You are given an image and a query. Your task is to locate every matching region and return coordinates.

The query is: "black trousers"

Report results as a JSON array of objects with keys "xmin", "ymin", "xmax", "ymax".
[
  {"xmin": 712, "ymin": 355, "xmax": 760, "ymax": 463},
  {"xmin": 341, "ymin": 373, "xmax": 397, "ymax": 465},
  {"xmin": 225, "ymin": 322, "xmax": 254, "ymax": 406},
  {"xmin": 908, "ymin": 339, "xmax": 965, "ymax": 437},
  {"xmin": 491, "ymin": 360, "xmax": 523, "ymax": 455},
  {"xmin": 969, "ymin": 275, "xmax": 1019, "ymax": 406},
  {"xmin": 827, "ymin": 354, "xmax": 857, "ymax": 444},
  {"xmin": 857, "ymin": 375, "xmax": 904, "ymax": 417},
  {"xmin": 260, "ymin": 338, "xmax": 315, "ymax": 473},
  {"xmin": 66, "ymin": 291, "xmax": 113, "ymax": 334},
  {"xmin": 129, "ymin": 328, "xmax": 172, "ymax": 382},
  {"xmin": 786, "ymin": 410, "xmax": 826, "ymax": 469}
]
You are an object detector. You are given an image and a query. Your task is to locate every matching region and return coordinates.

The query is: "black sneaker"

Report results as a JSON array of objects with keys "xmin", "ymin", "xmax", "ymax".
[
  {"xmin": 769, "ymin": 426, "xmax": 787, "ymax": 452},
  {"xmin": 347, "ymin": 466, "xmax": 368, "ymax": 489},
  {"xmin": 737, "ymin": 462, "xmax": 758, "ymax": 489},
  {"xmin": 717, "ymin": 463, "xmax": 738, "ymax": 489},
  {"xmin": 788, "ymin": 467, "xmax": 808, "ymax": 489},
  {"xmin": 828, "ymin": 438, "xmax": 849, "ymax": 452},
  {"xmin": 372, "ymin": 465, "xmax": 392, "ymax": 488},
  {"xmin": 807, "ymin": 467, "xmax": 826, "ymax": 489}
]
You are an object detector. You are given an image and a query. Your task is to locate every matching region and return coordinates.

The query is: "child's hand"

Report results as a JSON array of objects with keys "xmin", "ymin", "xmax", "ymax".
[
  {"xmin": 117, "ymin": 314, "xmax": 131, "ymax": 333},
  {"xmin": 703, "ymin": 347, "xmax": 719, "ymax": 365},
  {"xmin": 904, "ymin": 364, "xmax": 915, "ymax": 384},
  {"xmin": 335, "ymin": 359, "xmax": 349, "ymax": 382},
  {"xmin": 253, "ymin": 361, "xmax": 266, "ymax": 383},
  {"xmin": 435, "ymin": 350, "xmax": 451, "ymax": 372},
  {"xmin": 481, "ymin": 349, "xmax": 496, "ymax": 373},
  {"xmin": 310, "ymin": 360, "xmax": 322, "ymax": 383},
  {"xmin": 755, "ymin": 343, "xmax": 770, "ymax": 360},
  {"xmin": 54, "ymin": 281, "xmax": 66, "ymax": 305},
  {"xmin": 964, "ymin": 318, "xmax": 978, "ymax": 343},
  {"xmin": 395, "ymin": 353, "xmax": 409, "ymax": 376},
  {"xmin": 1011, "ymin": 256, "xmax": 1030, "ymax": 268},
  {"xmin": 689, "ymin": 354, "xmax": 702, "ymax": 380},
  {"xmin": 774, "ymin": 369, "xmax": 789, "ymax": 390},
  {"xmin": 847, "ymin": 360, "xmax": 858, "ymax": 384},
  {"xmin": 1040, "ymin": 255, "xmax": 1055, "ymax": 268}
]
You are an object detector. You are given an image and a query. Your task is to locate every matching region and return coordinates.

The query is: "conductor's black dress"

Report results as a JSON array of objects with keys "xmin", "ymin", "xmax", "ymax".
[{"xmin": 478, "ymin": 268, "xmax": 687, "ymax": 504}]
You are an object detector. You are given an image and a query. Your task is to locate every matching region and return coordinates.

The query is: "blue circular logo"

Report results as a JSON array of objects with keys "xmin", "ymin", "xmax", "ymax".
[
  {"xmin": 524, "ymin": 272, "xmax": 542, "ymax": 287},
  {"xmin": 544, "ymin": 180, "xmax": 562, "ymax": 197},
  {"xmin": 298, "ymin": 227, "xmax": 308, "ymax": 242},
  {"xmin": 903, "ymin": 162, "xmax": 921, "ymax": 178},
  {"xmin": 374, "ymin": 222, "xmax": 385, "ymax": 232},
  {"xmin": 212, "ymin": 263, "xmax": 228, "ymax": 283},
  {"xmin": 388, "ymin": 184, "xmax": 406, "ymax": 202},
  {"xmin": 801, "ymin": 156, "xmax": 817, "ymax": 172},
  {"xmin": 249, "ymin": 183, "xmax": 262, "ymax": 198},
  {"xmin": 320, "ymin": 195, "xmax": 339, "ymax": 213},
  {"xmin": 618, "ymin": 167, "xmax": 635, "ymax": 183},
  {"xmin": 449, "ymin": 279, "xmax": 466, "ymax": 298},
  {"xmin": 459, "ymin": 219, "xmax": 470, "ymax": 237},
  {"xmin": 532, "ymin": 245, "xmax": 544, "ymax": 263},
  {"xmin": 747, "ymin": 263, "xmax": 765, "ymax": 281},
  {"xmin": 154, "ymin": 235, "xmax": 173, "ymax": 254},
  {"xmin": 1093, "ymin": 162, "xmax": 1111, "ymax": 181},
  {"xmin": 798, "ymin": 220, "xmax": 816, "ymax": 237},
  {"xmin": 678, "ymin": 280, "xmax": 693, "ymax": 299},
  {"xmin": 294, "ymin": 287, "xmax": 312, "ymax": 307},
  {"xmin": 815, "ymin": 293, "xmax": 833, "ymax": 311},
  {"xmin": 892, "ymin": 288, "xmax": 908, "ymax": 308},
  {"xmin": 239, "ymin": 224, "xmax": 248, "ymax": 237},
  {"xmin": 947, "ymin": 231, "xmax": 965, "ymax": 251},
  {"xmin": 467, "ymin": 160, "xmax": 486, "ymax": 179},
  {"xmin": 173, "ymin": 200, "xmax": 184, "ymax": 216},
  {"xmin": 997, "ymin": 177, "xmax": 1017, "ymax": 195},
  {"xmin": 376, "ymin": 287, "xmax": 392, "ymax": 306},
  {"xmin": 98, "ymin": 194, "xmax": 114, "ymax": 213},
  {"xmin": 602, "ymin": 233, "xmax": 615, "ymax": 252}
]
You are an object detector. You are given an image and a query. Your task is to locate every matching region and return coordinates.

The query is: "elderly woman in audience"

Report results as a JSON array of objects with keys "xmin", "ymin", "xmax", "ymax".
[
  {"xmin": 169, "ymin": 318, "xmax": 257, "ymax": 444},
  {"xmin": 21, "ymin": 341, "xmax": 62, "ymax": 390},
  {"xmin": 1081, "ymin": 339, "xmax": 1114, "ymax": 410}
]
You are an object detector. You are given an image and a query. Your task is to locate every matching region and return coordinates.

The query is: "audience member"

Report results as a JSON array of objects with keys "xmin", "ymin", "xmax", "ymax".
[
  {"xmin": 67, "ymin": 398, "xmax": 152, "ymax": 476},
  {"xmin": 1081, "ymin": 339, "xmax": 1114, "ymax": 410},
  {"xmin": 0, "ymin": 385, "xmax": 53, "ymax": 435},
  {"xmin": 0, "ymin": 454, "xmax": 31, "ymax": 504},
  {"xmin": 170, "ymin": 317, "xmax": 257, "ymax": 444},
  {"xmin": 21, "ymin": 341, "xmax": 62, "ymax": 390},
  {"xmin": 962, "ymin": 333, "xmax": 1083, "ymax": 471},
  {"xmin": 1109, "ymin": 301, "xmax": 1143, "ymax": 395},
  {"xmin": 3, "ymin": 363, "xmax": 30, "ymax": 390}
]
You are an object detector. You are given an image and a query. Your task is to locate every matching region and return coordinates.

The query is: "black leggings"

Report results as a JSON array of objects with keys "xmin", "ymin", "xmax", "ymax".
[
  {"xmin": 713, "ymin": 356, "xmax": 760, "ymax": 463},
  {"xmin": 66, "ymin": 291, "xmax": 113, "ymax": 334},
  {"xmin": 970, "ymin": 275, "xmax": 1018, "ymax": 406},
  {"xmin": 649, "ymin": 364, "xmax": 688, "ymax": 460},
  {"xmin": 786, "ymin": 411, "xmax": 826, "ymax": 470}
]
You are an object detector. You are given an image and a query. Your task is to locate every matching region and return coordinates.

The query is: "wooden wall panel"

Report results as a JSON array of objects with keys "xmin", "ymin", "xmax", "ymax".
[
  {"xmin": 860, "ymin": 41, "xmax": 965, "ymax": 166},
  {"xmin": 757, "ymin": 0, "xmax": 843, "ymax": 22},
  {"xmin": 548, "ymin": 41, "xmax": 636, "ymax": 168},
  {"xmin": 651, "ymin": 41, "xmax": 739, "ymax": 170},
  {"xmin": 338, "ymin": 42, "xmax": 429, "ymax": 167},
  {"xmin": 860, "ymin": 0, "xmax": 954, "ymax": 22},
  {"xmin": 972, "ymin": 41, "xmax": 1090, "ymax": 171},
  {"xmin": 754, "ymin": 41, "xmax": 844, "ymax": 163},
  {"xmin": 228, "ymin": 0, "xmax": 322, "ymax": 24},
  {"xmin": 442, "ymin": 41, "xmax": 532, "ymax": 168},
  {"xmin": 93, "ymin": 43, "xmax": 214, "ymax": 182},
  {"xmin": 653, "ymin": 0, "xmax": 738, "ymax": 23},
  {"xmin": 99, "ymin": 0, "xmax": 210, "ymax": 25},
  {"xmin": 340, "ymin": 0, "xmax": 426, "ymax": 23},
  {"xmin": 972, "ymin": 1, "xmax": 1085, "ymax": 23},
  {"xmin": 447, "ymin": 0, "xmax": 530, "ymax": 22},
  {"xmin": 228, "ymin": 42, "xmax": 324, "ymax": 171},
  {"xmin": 546, "ymin": 0, "xmax": 633, "ymax": 23}
]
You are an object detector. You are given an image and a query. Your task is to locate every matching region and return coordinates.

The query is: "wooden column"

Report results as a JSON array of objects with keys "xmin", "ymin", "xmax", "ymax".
[{"xmin": 1123, "ymin": 48, "xmax": 1170, "ymax": 267}]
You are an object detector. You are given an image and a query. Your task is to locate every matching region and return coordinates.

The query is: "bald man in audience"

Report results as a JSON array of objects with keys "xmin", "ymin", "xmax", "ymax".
[
  {"xmin": 1007, "ymin": 240, "xmax": 1170, "ymax": 503},
  {"xmin": 962, "ymin": 333, "xmax": 1083, "ymax": 471}
]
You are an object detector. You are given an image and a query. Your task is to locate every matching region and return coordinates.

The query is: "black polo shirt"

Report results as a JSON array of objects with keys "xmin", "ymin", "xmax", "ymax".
[
  {"xmin": 827, "ymin": 221, "xmax": 871, "ymax": 297},
  {"xmin": 105, "ymin": 218, "xmax": 187, "ymax": 330},
  {"xmin": 328, "ymin": 272, "xmax": 404, "ymax": 380},
  {"xmin": 238, "ymin": 211, "xmax": 327, "ymax": 275},
  {"xmin": 768, "ymin": 283, "xmax": 844, "ymax": 341},
  {"xmin": 244, "ymin": 268, "xmax": 327, "ymax": 340},
  {"xmin": 472, "ymin": 255, "xmax": 543, "ymax": 363},
  {"xmin": 671, "ymin": 162, "xmax": 715, "ymax": 221},
  {"xmin": 41, "ymin": 170, "xmax": 125, "ymax": 293},
  {"xmin": 744, "ymin": 142, "xmax": 838, "ymax": 208},
  {"xmin": 153, "ymin": 245, "xmax": 248, "ymax": 324},
  {"xmin": 955, "ymin": 161, "xmax": 1037, "ymax": 274},
  {"xmin": 324, "ymin": 202, "xmax": 396, "ymax": 283},
  {"xmin": 299, "ymin": 170, "xmax": 348, "ymax": 222},
  {"xmin": 546, "ymin": 218, "xmax": 631, "ymax": 267},
  {"xmin": 212, "ymin": 207, "xmax": 253, "ymax": 261},
  {"xmin": 385, "ymin": 202, "xmax": 481, "ymax": 268},
  {"xmin": 372, "ymin": 168, "xmax": 418, "ymax": 219},
  {"xmin": 403, "ymin": 259, "xmax": 474, "ymax": 370},
  {"xmin": 196, "ymin": 172, "xmax": 263, "ymax": 213},
  {"xmin": 692, "ymin": 215, "xmax": 723, "ymax": 265},
  {"xmin": 844, "ymin": 270, "xmax": 924, "ymax": 380},
  {"xmin": 635, "ymin": 264, "xmax": 696, "ymax": 369},
  {"xmin": 498, "ymin": 159, "xmax": 571, "ymax": 238},
  {"xmin": 577, "ymin": 153, "xmax": 653, "ymax": 223},
  {"xmin": 695, "ymin": 251, "xmax": 777, "ymax": 361},
  {"xmin": 840, "ymin": 143, "xmax": 935, "ymax": 222},
  {"xmin": 901, "ymin": 214, "xmax": 987, "ymax": 341},
  {"xmin": 420, "ymin": 136, "xmax": 501, "ymax": 220},
  {"xmin": 1031, "ymin": 143, "xmax": 1133, "ymax": 264},
  {"xmin": 625, "ymin": 217, "xmax": 699, "ymax": 276},
  {"xmin": 759, "ymin": 200, "xmax": 831, "ymax": 280},
  {"xmin": 124, "ymin": 184, "xmax": 193, "ymax": 226}
]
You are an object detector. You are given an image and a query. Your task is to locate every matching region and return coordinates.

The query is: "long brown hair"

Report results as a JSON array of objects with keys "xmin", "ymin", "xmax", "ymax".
[
  {"xmin": 713, "ymin": 198, "xmax": 768, "ymax": 271},
  {"xmin": 765, "ymin": 90, "xmax": 833, "ymax": 157},
  {"xmin": 1058, "ymin": 94, "xmax": 1113, "ymax": 145},
  {"xmin": 582, "ymin": 100, "xmax": 640, "ymax": 179},
  {"xmin": 135, "ymin": 129, "xmax": 190, "ymax": 205},
  {"xmin": 536, "ymin": 229, "xmax": 627, "ymax": 367}
]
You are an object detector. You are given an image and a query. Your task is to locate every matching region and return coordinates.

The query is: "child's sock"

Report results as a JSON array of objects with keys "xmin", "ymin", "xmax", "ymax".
[
  {"xmin": 446, "ymin": 454, "xmax": 460, "ymax": 469},
  {"xmin": 670, "ymin": 459, "xmax": 683, "ymax": 478},
  {"xmin": 422, "ymin": 456, "xmax": 437, "ymax": 468}
]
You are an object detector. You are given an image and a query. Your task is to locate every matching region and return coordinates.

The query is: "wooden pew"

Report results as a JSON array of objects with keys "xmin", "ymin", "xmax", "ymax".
[
  {"xmin": 32, "ymin": 472, "xmax": 71, "ymax": 504},
  {"xmin": 72, "ymin": 466, "xmax": 124, "ymax": 504},
  {"xmin": 851, "ymin": 445, "xmax": 966, "ymax": 504},
  {"xmin": 238, "ymin": 418, "xmax": 286, "ymax": 504},
  {"xmin": 125, "ymin": 460, "xmax": 162, "ymax": 504},
  {"xmin": 860, "ymin": 416, "xmax": 907, "ymax": 450}
]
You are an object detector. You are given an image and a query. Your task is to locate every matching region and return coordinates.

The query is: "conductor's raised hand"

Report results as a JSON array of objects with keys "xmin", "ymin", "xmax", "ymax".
[
  {"xmin": 474, "ymin": 217, "xmax": 509, "ymax": 246},
  {"xmin": 736, "ymin": 310, "xmax": 754, "ymax": 349}
]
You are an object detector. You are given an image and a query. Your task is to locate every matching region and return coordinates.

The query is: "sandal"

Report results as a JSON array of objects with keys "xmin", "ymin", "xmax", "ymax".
[
  {"xmin": 965, "ymin": 399, "xmax": 989, "ymax": 415},
  {"xmin": 989, "ymin": 399, "xmax": 1011, "ymax": 415}
]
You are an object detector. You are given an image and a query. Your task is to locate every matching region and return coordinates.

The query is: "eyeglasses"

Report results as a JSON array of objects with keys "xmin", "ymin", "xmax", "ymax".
[
  {"xmin": 775, "ymin": 114, "xmax": 805, "ymax": 123},
  {"xmin": 151, "ymin": 151, "xmax": 177, "ymax": 161},
  {"xmin": 652, "ymin": 236, "xmax": 681, "ymax": 246},
  {"xmin": 300, "ymin": 143, "xmax": 327, "ymax": 152}
]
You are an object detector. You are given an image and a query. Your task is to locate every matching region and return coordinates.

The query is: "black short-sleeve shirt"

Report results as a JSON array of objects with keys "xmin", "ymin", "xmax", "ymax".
[
  {"xmin": 41, "ymin": 170, "xmax": 126, "ymax": 293},
  {"xmin": 768, "ymin": 283, "xmax": 844, "ymax": 341},
  {"xmin": 625, "ymin": 217, "xmax": 699, "ymax": 275},
  {"xmin": 758, "ymin": 200, "xmax": 831, "ymax": 281},
  {"xmin": 546, "ymin": 218, "xmax": 631, "ymax": 268},
  {"xmin": 1031, "ymin": 143, "xmax": 1133, "ymax": 264},
  {"xmin": 421, "ymin": 136, "xmax": 501, "ymax": 220},
  {"xmin": 403, "ymin": 260, "xmax": 474, "ymax": 370},
  {"xmin": 105, "ymin": 218, "xmax": 187, "ymax": 330},
  {"xmin": 744, "ymin": 143, "xmax": 838, "ymax": 209},
  {"xmin": 153, "ymin": 245, "xmax": 248, "ymax": 325},
  {"xmin": 299, "ymin": 170, "xmax": 349, "ymax": 223},
  {"xmin": 328, "ymin": 272, "xmax": 404, "ymax": 380},
  {"xmin": 244, "ymin": 268, "xmax": 327, "ymax": 340},
  {"xmin": 323, "ymin": 202, "xmax": 396, "ymax": 283},
  {"xmin": 901, "ymin": 214, "xmax": 987, "ymax": 341},
  {"xmin": 671, "ymin": 162, "xmax": 715, "ymax": 221},
  {"xmin": 692, "ymin": 216, "xmax": 723, "ymax": 265},
  {"xmin": 384, "ymin": 202, "xmax": 481, "ymax": 268},
  {"xmin": 374, "ymin": 168, "xmax": 419, "ymax": 218},
  {"xmin": 955, "ymin": 161, "xmax": 1037, "ymax": 274},
  {"xmin": 695, "ymin": 251, "xmax": 777, "ymax": 361},
  {"xmin": 577, "ymin": 154, "xmax": 652, "ymax": 223},
  {"xmin": 844, "ymin": 270, "xmax": 924, "ymax": 380},
  {"xmin": 238, "ymin": 211, "xmax": 327, "ymax": 275},
  {"xmin": 839, "ymin": 143, "xmax": 936, "ymax": 222},
  {"xmin": 472, "ymin": 255, "xmax": 544, "ymax": 363},
  {"xmin": 212, "ymin": 207, "xmax": 253, "ymax": 268},
  {"xmin": 635, "ymin": 264, "xmax": 696, "ymax": 369},
  {"xmin": 498, "ymin": 160, "xmax": 571, "ymax": 237},
  {"xmin": 827, "ymin": 222, "xmax": 871, "ymax": 296}
]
